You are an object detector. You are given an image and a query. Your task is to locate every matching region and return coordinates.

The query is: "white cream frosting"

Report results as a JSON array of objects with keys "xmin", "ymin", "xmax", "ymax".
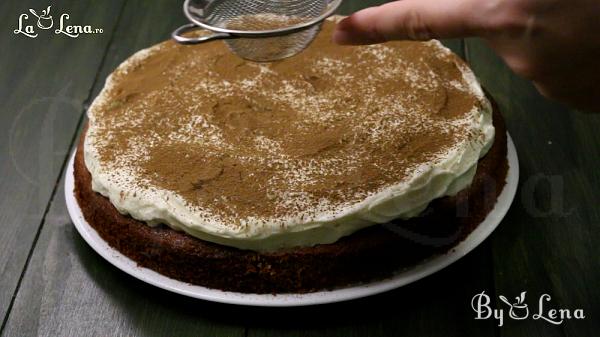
[{"xmin": 84, "ymin": 31, "xmax": 494, "ymax": 252}]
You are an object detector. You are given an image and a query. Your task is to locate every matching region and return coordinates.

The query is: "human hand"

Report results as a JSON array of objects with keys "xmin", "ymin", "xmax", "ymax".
[{"xmin": 333, "ymin": 0, "xmax": 600, "ymax": 111}]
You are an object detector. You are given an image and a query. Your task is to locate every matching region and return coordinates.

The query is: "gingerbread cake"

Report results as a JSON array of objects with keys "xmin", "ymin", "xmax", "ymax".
[{"xmin": 74, "ymin": 19, "xmax": 508, "ymax": 293}]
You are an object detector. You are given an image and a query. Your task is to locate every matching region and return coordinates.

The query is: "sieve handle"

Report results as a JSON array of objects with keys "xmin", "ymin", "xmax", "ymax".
[{"xmin": 172, "ymin": 23, "xmax": 231, "ymax": 45}]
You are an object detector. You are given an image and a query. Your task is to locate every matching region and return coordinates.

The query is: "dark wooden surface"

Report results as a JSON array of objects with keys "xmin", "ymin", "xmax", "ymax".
[{"xmin": 0, "ymin": 1, "xmax": 598, "ymax": 336}]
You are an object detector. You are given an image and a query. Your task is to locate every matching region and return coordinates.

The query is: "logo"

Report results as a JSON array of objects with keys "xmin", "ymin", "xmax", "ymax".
[
  {"xmin": 14, "ymin": 5, "xmax": 103, "ymax": 38},
  {"xmin": 29, "ymin": 6, "xmax": 53, "ymax": 30},
  {"xmin": 471, "ymin": 291, "xmax": 585, "ymax": 327}
]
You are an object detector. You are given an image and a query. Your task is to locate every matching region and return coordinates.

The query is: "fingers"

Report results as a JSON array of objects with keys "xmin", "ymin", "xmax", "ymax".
[{"xmin": 333, "ymin": 0, "xmax": 483, "ymax": 45}]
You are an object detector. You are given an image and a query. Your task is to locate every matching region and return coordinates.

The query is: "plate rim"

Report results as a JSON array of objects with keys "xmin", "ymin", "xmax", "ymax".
[{"xmin": 65, "ymin": 133, "xmax": 519, "ymax": 307}]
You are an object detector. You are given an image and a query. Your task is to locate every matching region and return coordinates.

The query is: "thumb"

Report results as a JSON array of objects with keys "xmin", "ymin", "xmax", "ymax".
[{"xmin": 333, "ymin": 0, "xmax": 483, "ymax": 45}]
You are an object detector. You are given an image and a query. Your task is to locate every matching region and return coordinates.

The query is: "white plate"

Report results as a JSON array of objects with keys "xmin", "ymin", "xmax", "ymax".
[{"xmin": 65, "ymin": 134, "xmax": 518, "ymax": 307}]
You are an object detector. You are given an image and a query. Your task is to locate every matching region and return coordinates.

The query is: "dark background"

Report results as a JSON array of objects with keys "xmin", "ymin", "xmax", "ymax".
[{"xmin": 0, "ymin": 0, "xmax": 598, "ymax": 336}]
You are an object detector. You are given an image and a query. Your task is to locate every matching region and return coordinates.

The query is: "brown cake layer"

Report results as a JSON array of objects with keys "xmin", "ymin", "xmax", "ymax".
[{"xmin": 74, "ymin": 97, "xmax": 508, "ymax": 294}]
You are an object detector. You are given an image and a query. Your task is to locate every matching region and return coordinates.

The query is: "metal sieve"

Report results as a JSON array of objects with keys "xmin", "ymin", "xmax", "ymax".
[{"xmin": 172, "ymin": 0, "xmax": 343, "ymax": 61}]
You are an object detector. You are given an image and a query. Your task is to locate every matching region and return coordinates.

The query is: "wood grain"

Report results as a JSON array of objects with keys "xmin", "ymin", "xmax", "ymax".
[
  {"xmin": 1, "ymin": 0, "xmax": 598, "ymax": 336},
  {"xmin": 465, "ymin": 38, "xmax": 600, "ymax": 337},
  {"xmin": 1, "ymin": 0, "xmax": 245, "ymax": 336},
  {"xmin": 2, "ymin": 172, "xmax": 245, "ymax": 337},
  {"xmin": 0, "ymin": 0, "xmax": 125, "ymax": 327},
  {"xmin": 245, "ymin": 247, "xmax": 495, "ymax": 337}
]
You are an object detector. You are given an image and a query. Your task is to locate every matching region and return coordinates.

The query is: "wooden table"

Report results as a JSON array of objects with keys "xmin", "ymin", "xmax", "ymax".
[{"xmin": 1, "ymin": 1, "xmax": 598, "ymax": 336}]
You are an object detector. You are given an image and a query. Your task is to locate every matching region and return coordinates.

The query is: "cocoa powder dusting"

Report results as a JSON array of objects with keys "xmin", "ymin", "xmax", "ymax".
[
  {"xmin": 88, "ymin": 21, "xmax": 483, "ymax": 226},
  {"xmin": 223, "ymin": 13, "xmax": 308, "ymax": 30}
]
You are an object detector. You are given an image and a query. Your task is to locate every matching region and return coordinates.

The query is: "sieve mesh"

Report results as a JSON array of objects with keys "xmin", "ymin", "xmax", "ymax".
[{"xmin": 173, "ymin": 0, "xmax": 342, "ymax": 61}]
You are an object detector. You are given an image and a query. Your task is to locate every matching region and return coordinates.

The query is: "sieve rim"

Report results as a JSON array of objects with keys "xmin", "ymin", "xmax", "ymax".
[{"xmin": 183, "ymin": 0, "xmax": 343, "ymax": 37}]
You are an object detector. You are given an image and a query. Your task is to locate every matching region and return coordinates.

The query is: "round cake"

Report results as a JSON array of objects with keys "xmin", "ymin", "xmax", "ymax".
[{"xmin": 75, "ymin": 19, "xmax": 508, "ymax": 293}]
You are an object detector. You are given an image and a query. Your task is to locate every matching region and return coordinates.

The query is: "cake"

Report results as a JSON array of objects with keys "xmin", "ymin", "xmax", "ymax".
[{"xmin": 74, "ymin": 20, "xmax": 508, "ymax": 293}]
